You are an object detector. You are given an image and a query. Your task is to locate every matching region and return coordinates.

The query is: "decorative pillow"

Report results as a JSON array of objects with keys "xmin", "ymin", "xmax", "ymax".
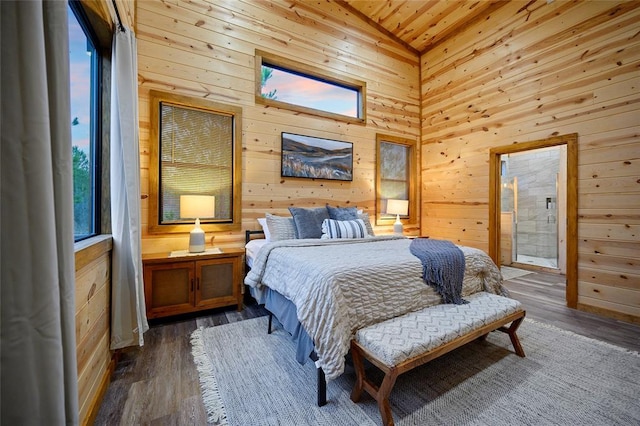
[
  {"xmin": 288, "ymin": 206, "xmax": 330, "ymax": 239},
  {"xmin": 321, "ymin": 218, "xmax": 368, "ymax": 239},
  {"xmin": 257, "ymin": 217, "xmax": 271, "ymax": 241},
  {"xmin": 357, "ymin": 211, "xmax": 375, "ymax": 236},
  {"xmin": 327, "ymin": 205, "xmax": 358, "ymax": 221},
  {"xmin": 265, "ymin": 213, "xmax": 296, "ymax": 241}
]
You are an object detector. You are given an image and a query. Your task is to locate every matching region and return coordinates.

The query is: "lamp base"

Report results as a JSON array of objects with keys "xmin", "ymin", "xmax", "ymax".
[
  {"xmin": 188, "ymin": 224, "xmax": 206, "ymax": 253},
  {"xmin": 393, "ymin": 214, "xmax": 404, "ymax": 235}
]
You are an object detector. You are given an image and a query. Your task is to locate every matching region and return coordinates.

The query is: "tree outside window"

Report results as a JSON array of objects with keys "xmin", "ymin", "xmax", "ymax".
[{"xmin": 69, "ymin": 2, "xmax": 100, "ymax": 241}]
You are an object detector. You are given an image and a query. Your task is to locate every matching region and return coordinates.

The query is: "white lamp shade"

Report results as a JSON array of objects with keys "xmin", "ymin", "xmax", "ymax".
[
  {"xmin": 386, "ymin": 199, "xmax": 409, "ymax": 216},
  {"xmin": 180, "ymin": 195, "xmax": 215, "ymax": 252},
  {"xmin": 387, "ymin": 199, "xmax": 408, "ymax": 235},
  {"xmin": 180, "ymin": 195, "xmax": 215, "ymax": 219}
]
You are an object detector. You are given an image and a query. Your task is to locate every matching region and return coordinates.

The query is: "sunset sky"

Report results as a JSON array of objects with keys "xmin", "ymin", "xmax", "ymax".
[
  {"xmin": 262, "ymin": 68, "xmax": 358, "ymax": 118},
  {"xmin": 68, "ymin": 7, "xmax": 91, "ymax": 152}
]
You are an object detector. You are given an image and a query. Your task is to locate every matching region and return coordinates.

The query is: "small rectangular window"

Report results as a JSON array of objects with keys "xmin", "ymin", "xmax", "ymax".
[
  {"xmin": 69, "ymin": 1, "xmax": 101, "ymax": 242},
  {"xmin": 376, "ymin": 134, "xmax": 417, "ymax": 225},
  {"xmin": 256, "ymin": 50, "xmax": 365, "ymax": 124}
]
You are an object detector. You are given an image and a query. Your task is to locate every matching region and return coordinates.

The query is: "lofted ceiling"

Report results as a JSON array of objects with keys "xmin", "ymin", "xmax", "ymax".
[{"xmin": 335, "ymin": 0, "xmax": 513, "ymax": 56}]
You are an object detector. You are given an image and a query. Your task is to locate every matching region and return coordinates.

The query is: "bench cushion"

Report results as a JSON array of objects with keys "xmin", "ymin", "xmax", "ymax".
[{"xmin": 354, "ymin": 292, "xmax": 523, "ymax": 366}]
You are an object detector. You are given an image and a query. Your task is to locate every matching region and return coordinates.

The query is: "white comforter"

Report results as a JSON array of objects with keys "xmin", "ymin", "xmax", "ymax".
[{"xmin": 244, "ymin": 236, "xmax": 506, "ymax": 380}]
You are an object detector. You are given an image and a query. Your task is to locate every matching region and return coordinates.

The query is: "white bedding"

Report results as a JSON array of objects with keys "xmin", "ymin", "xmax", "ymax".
[
  {"xmin": 244, "ymin": 236, "xmax": 506, "ymax": 380},
  {"xmin": 245, "ymin": 239, "xmax": 268, "ymax": 269}
]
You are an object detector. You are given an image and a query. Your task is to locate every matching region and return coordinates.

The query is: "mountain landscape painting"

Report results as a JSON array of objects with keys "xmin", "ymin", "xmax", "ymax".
[{"xmin": 281, "ymin": 132, "xmax": 353, "ymax": 181}]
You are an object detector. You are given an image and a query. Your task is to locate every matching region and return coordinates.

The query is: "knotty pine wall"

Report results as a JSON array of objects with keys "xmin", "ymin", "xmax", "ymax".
[
  {"xmin": 75, "ymin": 237, "xmax": 113, "ymax": 425},
  {"xmin": 135, "ymin": 0, "xmax": 420, "ymax": 253},
  {"xmin": 420, "ymin": 1, "xmax": 639, "ymax": 323}
]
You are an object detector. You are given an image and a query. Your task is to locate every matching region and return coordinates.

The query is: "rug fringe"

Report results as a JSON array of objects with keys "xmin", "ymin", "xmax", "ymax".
[
  {"xmin": 190, "ymin": 327, "xmax": 229, "ymax": 426},
  {"xmin": 524, "ymin": 318, "xmax": 640, "ymax": 357}
]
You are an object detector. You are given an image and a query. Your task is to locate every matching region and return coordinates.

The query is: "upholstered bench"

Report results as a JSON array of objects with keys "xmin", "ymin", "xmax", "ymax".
[{"xmin": 350, "ymin": 292, "xmax": 526, "ymax": 426}]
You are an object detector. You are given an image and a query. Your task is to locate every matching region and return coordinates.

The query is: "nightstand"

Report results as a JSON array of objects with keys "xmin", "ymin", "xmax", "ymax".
[{"xmin": 142, "ymin": 248, "xmax": 244, "ymax": 319}]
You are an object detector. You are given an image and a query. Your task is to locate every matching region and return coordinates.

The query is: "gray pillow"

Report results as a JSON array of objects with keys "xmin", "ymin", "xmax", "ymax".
[
  {"xmin": 288, "ymin": 206, "xmax": 330, "ymax": 239},
  {"xmin": 265, "ymin": 213, "xmax": 296, "ymax": 241},
  {"xmin": 327, "ymin": 205, "xmax": 358, "ymax": 221},
  {"xmin": 357, "ymin": 212, "xmax": 375, "ymax": 236}
]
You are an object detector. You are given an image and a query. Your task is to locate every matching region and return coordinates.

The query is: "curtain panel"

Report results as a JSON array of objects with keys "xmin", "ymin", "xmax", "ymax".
[
  {"xmin": 110, "ymin": 28, "xmax": 149, "ymax": 349},
  {"xmin": 1, "ymin": 1, "xmax": 79, "ymax": 423}
]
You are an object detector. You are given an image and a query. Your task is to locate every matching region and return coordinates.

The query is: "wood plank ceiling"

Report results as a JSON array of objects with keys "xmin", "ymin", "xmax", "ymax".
[{"xmin": 336, "ymin": 0, "xmax": 514, "ymax": 55}]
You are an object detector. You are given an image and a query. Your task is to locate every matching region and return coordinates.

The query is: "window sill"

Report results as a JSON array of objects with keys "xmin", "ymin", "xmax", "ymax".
[{"xmin": 75, "ymin": 234, "xmax": 113, "ymax": 271}]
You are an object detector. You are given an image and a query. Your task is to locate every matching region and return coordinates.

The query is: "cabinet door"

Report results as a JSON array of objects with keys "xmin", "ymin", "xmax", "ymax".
[
  {"xmin": 144, "ymin": 262, "xmax": 194, "ymax": 318},
  {"xmin": 195, "ymin": 257, "xmax": 239, "ymax": 309}
]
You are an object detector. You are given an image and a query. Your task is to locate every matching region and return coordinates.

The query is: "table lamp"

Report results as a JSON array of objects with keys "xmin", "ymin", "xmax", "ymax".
[
  {"xmin": 386, "ymin": 199, "xmax": 409, "ymax": 235},
  {"xmin": 180, "ymin": 195, "xmax": 215, "ymax": 252}
]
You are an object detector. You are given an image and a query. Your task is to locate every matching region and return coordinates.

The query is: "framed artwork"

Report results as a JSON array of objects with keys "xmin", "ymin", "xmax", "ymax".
[{"xmin": 281, "ymin": 132, "xmax": 353, "ymax": 181}]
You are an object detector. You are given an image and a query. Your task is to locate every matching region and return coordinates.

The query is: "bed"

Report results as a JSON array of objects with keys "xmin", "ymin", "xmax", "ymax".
[{"xmin": 243, "ymin": 207, "xmax": 507, "ymax": 403}]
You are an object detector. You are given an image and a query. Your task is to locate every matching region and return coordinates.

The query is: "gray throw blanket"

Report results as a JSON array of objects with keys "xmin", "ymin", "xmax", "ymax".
[{"xmin": 409, "ymin": 238, "xmax": 468, "ymax": 305}]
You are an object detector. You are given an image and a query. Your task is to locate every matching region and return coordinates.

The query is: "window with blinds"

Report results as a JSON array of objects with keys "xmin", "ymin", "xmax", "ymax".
[
  {"xmin": 159, "ymin": 103, "xmax": 233, "ymax": 224},
  {"xmin": 376, "ymin": 134, "xmax": 417, "ymax": 225},
  {"xmin": 148, "ymin": 91, "xmax": 242, "ymax": 234}
]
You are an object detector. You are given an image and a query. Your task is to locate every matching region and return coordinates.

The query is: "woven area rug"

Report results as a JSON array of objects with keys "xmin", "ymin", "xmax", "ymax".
[{"xmin": 191, "ymin": 316, "xmax": 640, "ymax": 426}]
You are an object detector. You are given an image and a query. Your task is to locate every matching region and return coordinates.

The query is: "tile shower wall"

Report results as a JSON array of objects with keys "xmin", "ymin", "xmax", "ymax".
[{"xmin": 506, "ymin": 148, "xmax": 560, "ymax": 260}]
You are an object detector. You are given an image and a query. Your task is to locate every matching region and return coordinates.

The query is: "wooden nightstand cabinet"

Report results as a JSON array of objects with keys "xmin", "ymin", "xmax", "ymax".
[{"xmin": 142, "ymin": 248, "xmax": 244, "ymax": 319}]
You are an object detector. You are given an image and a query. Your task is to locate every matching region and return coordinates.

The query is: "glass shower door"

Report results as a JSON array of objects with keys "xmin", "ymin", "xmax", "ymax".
[{"xmin": 501, "ymin": 148, "xmax": 561, "ymax": 270}]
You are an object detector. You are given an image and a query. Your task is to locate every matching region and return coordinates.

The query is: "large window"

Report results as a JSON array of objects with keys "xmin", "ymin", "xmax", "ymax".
[
  {"xmin": 255, "ymin": 50, "xmax": 366, "ymax": 124},
  {"xmin": 148, "ymin": 91, "xmax": 243, "ymax": 234},
  {"xmin": 68, "ymin": 1, "xmax": 101, "ymax": 241},
  {"xmin": 376, "ymin": 134, "xmax": 417, "ymax": 225}
]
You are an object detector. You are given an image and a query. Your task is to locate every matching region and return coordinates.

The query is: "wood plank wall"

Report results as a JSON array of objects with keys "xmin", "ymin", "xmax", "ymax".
[
  {"xmin": 135, "ymin": 0, "xmax": 421, "ymax": 254},
  {"xmin": 75, "ymin": 236, "xmax": 113, "ymax": 425},
  {"xmin": 420, "ymin": 1, "xmax": 640, "ymax": 323}
]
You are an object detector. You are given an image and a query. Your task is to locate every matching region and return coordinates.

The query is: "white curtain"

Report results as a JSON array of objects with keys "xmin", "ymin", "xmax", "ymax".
[
  {"xmin": 110, "ymin": 27, "xmax": 149, "ymax": 349},
  {"xmin": 1, "ymin": 1, "xmax": 79, "ymax": 424}
]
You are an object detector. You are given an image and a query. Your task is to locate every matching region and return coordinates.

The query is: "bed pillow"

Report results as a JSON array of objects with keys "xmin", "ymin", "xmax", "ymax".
[
  {"xmin": 321, "ymin": 218, "xmax": 368, "ymax": 239},
  {"xmin": 288, "ymin": 206, "xmax": 330, "ymax": 239},
  {"xmin": 327, "ymin": 205, "xmax": 358, "ymax": 221},
  {"xmin": 257, "ymin": 217, "xmax": 271, "ymax": 241},
  {"xmin": 357, "ymin": 211, "xmax": 375, "ymax": 236},
  {"xmin": 265, "ymin": 213, "xmax": 296, "ymax": 241}
]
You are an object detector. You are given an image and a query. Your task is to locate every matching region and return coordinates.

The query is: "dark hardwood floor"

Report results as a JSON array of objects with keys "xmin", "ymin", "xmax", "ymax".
[
  {"xmin": 501, "ymin": 269, "xmax": 640, "ymax": 352},
  {"xmin": 93, "ymin": 270, "xmax": 640, "ymax": 425}
]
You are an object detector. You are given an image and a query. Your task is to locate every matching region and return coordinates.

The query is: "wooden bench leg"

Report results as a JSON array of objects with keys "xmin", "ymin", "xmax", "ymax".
[
  {"xmin": 497, "ymin": 313, "xmax": 526, "ymax": 357},
  {"xmin": 351, "ymin": 341, "xmax": 398, "ymax": 426},
  {"xmin": 350, "ymin": 341, "xmax": 365, "ymax": 403},
  {"xmin": 376, "ymin": 371, "xmax": 399, "ymax": 426}
]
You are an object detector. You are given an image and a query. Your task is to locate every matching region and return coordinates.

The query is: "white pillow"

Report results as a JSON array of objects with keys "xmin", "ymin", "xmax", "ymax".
[
  {"xmin": 257, "ymin": 217, "xmax": 271, "ymax": 241},
  {"xmin": 321, "ymin": 218, "xmax": 368, "ymax": 239}
]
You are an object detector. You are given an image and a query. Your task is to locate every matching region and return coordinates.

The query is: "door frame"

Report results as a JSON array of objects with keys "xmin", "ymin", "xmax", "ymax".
[{"xmin": 489, "ymin": 133, "xmax": 578, "ymax": 308}]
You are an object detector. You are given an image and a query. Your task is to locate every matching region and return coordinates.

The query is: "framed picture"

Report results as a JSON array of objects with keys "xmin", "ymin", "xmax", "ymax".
[{"xmin": 281, "ymin": 132, "xmax": 353, "ymax": 181}]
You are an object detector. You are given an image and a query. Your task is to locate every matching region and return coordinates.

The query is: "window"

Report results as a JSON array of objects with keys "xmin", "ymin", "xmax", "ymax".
[
  {"xmin": 68, "ymin": 1, "xmax": 101, "ymax": 242},
  {"xmin": 255, "ymin": 50, "xmax": 366, "ymax": 124},
  {"xmin": 376, "ymin": 134, "xmax": 417, "ymax": 225},
  {"xmin": 148, "ymin": 91, "xmax": 243, "ymax": 234}
]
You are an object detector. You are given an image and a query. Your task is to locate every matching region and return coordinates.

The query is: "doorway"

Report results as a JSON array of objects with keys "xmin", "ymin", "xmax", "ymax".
[
  {"xmin": 500, "ymin": 145, "xmax": 567, "ymax": 273},
  {"xmin": 489, "ymin": 134, "xmax": 578, "ymax": 308}
]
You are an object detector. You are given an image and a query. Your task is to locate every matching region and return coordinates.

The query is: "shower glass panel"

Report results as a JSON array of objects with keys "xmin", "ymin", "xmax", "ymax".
[{"xmin": 500, "ymin": 147, "xmax": 560, "ymax": 269}]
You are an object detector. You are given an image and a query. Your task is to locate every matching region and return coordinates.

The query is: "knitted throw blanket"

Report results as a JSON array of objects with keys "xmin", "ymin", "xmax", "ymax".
[{"xmin": 409, "ymin": 238, "xmax": 468, "ymax": 305}]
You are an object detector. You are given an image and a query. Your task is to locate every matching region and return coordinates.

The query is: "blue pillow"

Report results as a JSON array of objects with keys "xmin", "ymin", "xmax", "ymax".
[
  {"xmin": 326, "ymin": 205, "xmax": 358, "ymax": 221},
  {"xmin": 288, "ymin": 206, "xmax": 330, "ymax": 239}
]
